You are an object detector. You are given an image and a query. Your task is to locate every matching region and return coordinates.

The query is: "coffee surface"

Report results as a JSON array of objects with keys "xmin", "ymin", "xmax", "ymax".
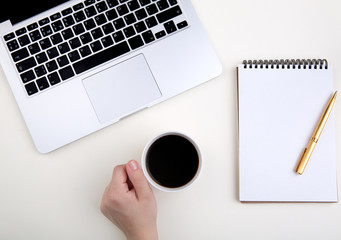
[{"xmin": 146, "ymin": 135, "xmax": 199, "ymax": 188}]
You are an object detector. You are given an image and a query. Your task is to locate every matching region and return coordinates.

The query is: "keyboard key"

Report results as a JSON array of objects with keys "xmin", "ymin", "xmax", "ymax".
[
  {"xmin": 95, "ymin": 14, "xmax": 107, "ymax": 26},
  {"xmin": 128, "ymin": 35, "xmax": 144, "ymax": 49},
  {"xmin": 61, "ymin": 28, "xmax": 74, "ymax": 40},
  {"xmin": 27, "ymin": 22, "xmax": 39, "ymax": 31},
  {"xmin": 90, "ymin": 40, "xmax": 103, "ymax": 52},
  {"xmin": 57, "ymin": 55, "xmax": 69, "ymax": 67},
  {"xmin": 47, "ymin": 72, "xmax": 61, "ymax": 85},
  {"xmin": 63, "ymin": 15, "xmax": 75, "ymax": 27},
  {"xmin": 146, "ymin": 4, "xmax": 158, "ymax": 15},
  {"xmin": 124, "ymin": 13, "xmax": 137, "ymax": 25},
  {"xmin": 36, "ymin": 77, "xmax": 50, "ymax": 90},
  {"xmin": 101, "ymin": 36, "xmax": 114, "ymax": 47},
  {"xmin": 157, "ymin": 0, "xmax": 169, "ymax": 10},
  {"xmin": 7, "ymin": 39, "xmax": 19, "ymax": 51},
  {"xmin": 177, "ymin": 20, "xmax": 188, "ymax": 29},
  {"xmin": 41, "ymin": 25, "xmax": 53, "ymax": 37},
  {"xmin": 59, "ymin": 66, "xmax": 75, "ymax": 80},
  {"xmin": 47, "ymin": 47, "xmax": 60, "ymax": 59},
  {"xmin": 73, "ymin": 23, "xmax": 85, "ymax": 35},
  {"xmin": 135, "ymin": 8, "xmax": 147, "ymax": 20},
  {"xmin": 18, "ymin": 35, "xmax": 31, "ymax": 47},
  {"xmin": 102, "ymin": 23, "xmax": 115, "ymax": 34},
  {"xmin": 117, "ymin": 4, "xmax": 129, "ymax": 16},
  {"xmin": 96, "ymin": 1, "xmax": 108, "ymax": 12},
  {"xmin": 39, "ymin": 17, "xmax": 50, "ymax": 26},
  {"xmin": 123, "ymin": 26, "xmax": 136, "ymax": 38},
  {"xmin": 36, "ymin": 52, "xmax": 48, "ymax": 64},
  {"xmin": 39, "ymin": 38, "xmax": 52, "ymax": 50},
  {"xmin": 155, "ymin": 30, "xmax": 166, "ymax": 39},
  {"xmin": 73, "ymin": 41, "xmax": 130, "ymax": 74},
  {"xmin": 113, "ymin": 18, "xmax": 126, "ymax": 30},
  {"xmin": 134, "ymin": 21, "xmax": 147, "ymax": 33},
  {"xmin": 25, "ymin": 82, "xmax": 38, "ymax": 96},
  {"xmin": 156, "ymin": 5, "xmax": 182, "ymax": 23},
  {"xmin": 34, "ymin": 65, "xmax": 47, "ymax": 77},
  {"xmin": 142, "ymin": 30, "xmax": 155, "ymax": 43},
  {"xmin": 168, "ymin": 0, "xmax": 177, "ymax": 6},
  {"xmin": 84, "ymin": 19, "xmax": 96, "ymax": 30},
  {"xmin": 16, "ymin": 57, "xmax": 37, "ymax": 73},
  {"xmin": 74, "ymin": 10, "xmax": 86, "ymax": 22},
  {"xmin": 4, "ymin": 32, "xmax": 15, "ymax": 41},
  {"xmin": 51, "ymin": 33, "xmax": 63, "ymax": 45},
  {"xmin": 68, "ymin": 50, "xmax": 81, "ymax": 62},
  {"xmin": 106, "ymin": 9, "xmax": 118, "ymax": 20},
  {"xmin": 91, "ymin": 28, "xmax": 104, "ymax": 39},
  {"xmin": 46, "ymin": 60, "xmax": 58, "ymax": 72},
  {"xmin": 11, "ymin": 48, "xmax": 29, "ymax": 62},
  {"xmin": 58, "ymin": 42, "xmax": 71, "ymax": 54},
  {"xmin": 139, "ymin": 0, "xmax": 151, "ymax": 6},
  {"xmin": 69, "ymin": 37, "xmax": 82, "ymax": 49},
  {"xmin": 107, "ymin": 0, "xmax": 119, "ymax": 7},
  {"xmin": 85, "ymin": 0, "xmax": 96, "ymax": 6},
  {"xmin": 28, "ymin": 43, "xmax": 41, "ymax": 55},
  {"xmin": 85, "ymin": 6, "xmax": 97, "ymax": 18},
  {"xmin": 20, "ymin": 70, "xmax": 35, "ymax": 83},
  {"xmin": 145, "ymin": 16, "xmax": 157, "ymax": 28},
  {"xmin": 80, "ymin": 32, "xmax": 93, "ymax": 44},
  {"xmin": 112, "ymin": 31, "xmax": 124, "ymax": 42},
  {"xmin": 164, "ymin": 20, "xmax": 177, "ymax": 34},
  {"xmin": 52, "ymin": 20, "xmax": 64, "ymax": 32},
  {"xmin": 62, "ymin": 8, "xmax": 73, "ymax": 16},
  {"xmin": 15, "ymin": 27, "xmax": 27, "ymax": 36},
  {"xmin": 79, "ymin": 45, "xmax": 92, "ymax": 57},
  {"xmin": 73, "ymin": 2, "xmax": 84, "ymax": 11},
  {"xmin": 50, "ymin": 13, "xmax": 61, "ymax": 21},
  {"xmin": 128, "ymin": 0, "xmax": 140, "ymax": 11}
]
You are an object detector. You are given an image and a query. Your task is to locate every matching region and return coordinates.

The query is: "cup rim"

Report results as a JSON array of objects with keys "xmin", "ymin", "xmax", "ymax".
[{"xmin": 141, "ymin": 132, "xmax": 202, "ymax": 192}]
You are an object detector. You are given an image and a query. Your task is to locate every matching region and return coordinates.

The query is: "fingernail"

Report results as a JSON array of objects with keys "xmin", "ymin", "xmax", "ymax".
[{"xmin": 128, "ymin": 160, "xmax": 139, "ymax": 171}]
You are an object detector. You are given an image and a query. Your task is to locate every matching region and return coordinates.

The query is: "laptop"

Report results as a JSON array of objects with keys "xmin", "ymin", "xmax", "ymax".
[{"xmin": 0, "ymin": 0, "xmax": 222, "ymax": 153}]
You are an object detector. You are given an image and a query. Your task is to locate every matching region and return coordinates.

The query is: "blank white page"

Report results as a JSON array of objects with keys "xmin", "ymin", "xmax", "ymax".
[{"xmin": 238, "ymin": 63, "xmax": 337, "ymax": 202}]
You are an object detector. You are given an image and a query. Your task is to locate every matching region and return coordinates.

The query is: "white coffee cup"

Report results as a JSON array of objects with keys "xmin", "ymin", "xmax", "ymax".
[{"xmin": 141, "ymin": 132, "xmax": 202, "ymax": 192}]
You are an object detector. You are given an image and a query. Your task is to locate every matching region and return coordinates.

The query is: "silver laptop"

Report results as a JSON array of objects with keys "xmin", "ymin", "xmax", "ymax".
[{"xmin": 0, "ymin": 0, "xmax": 222, "ymax": 153}]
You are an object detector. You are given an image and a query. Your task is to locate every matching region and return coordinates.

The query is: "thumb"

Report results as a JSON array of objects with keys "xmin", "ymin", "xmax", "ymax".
[{"xmin": 126, "ymin": 160, "xmax": 153, "ymax": 200}]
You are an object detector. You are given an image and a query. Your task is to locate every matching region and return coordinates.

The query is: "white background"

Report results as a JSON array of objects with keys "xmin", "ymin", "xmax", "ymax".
[{"xmin": 1, "ymin": 0, "xmax": 341, "ymax": 239}]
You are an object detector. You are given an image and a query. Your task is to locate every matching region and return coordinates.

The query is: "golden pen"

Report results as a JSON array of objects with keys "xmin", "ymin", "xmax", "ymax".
[{"xmin": 296, "ymin": 91, "xmax": 337, "ymax": 175}]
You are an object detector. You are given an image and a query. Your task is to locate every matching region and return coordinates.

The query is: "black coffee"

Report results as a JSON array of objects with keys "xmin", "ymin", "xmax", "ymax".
[{"xmin": 146, "ymin": 135, "xmax": 199, "ymax": 188}]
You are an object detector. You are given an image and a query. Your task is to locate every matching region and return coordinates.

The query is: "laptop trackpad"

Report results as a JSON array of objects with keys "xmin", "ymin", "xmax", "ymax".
[{"xmin": 83, "ymin": 55, "xmax": 162, "ymax": 123}]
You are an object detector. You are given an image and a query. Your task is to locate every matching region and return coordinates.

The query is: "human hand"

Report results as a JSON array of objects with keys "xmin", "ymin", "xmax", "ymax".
[{"xmin": 101, "ymin": 160, "xmax": 158, "ymax": 240}]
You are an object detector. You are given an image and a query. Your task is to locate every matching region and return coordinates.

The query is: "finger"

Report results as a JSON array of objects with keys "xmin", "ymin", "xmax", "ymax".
[
  {"xmin": 110, "ymin": 165, "xmax": 130, "ymax": 194},
  {"xmin": 126, "ymin": 160, "xmax": 153, "ymax": 200}
]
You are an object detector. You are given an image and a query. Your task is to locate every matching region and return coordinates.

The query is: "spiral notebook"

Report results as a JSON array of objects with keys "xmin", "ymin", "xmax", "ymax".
[{"xmin": 237, "ymin": 59, "xmax": 338, "ymax": 202}]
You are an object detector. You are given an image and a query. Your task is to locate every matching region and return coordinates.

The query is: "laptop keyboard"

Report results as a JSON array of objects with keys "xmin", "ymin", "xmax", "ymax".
[{"xmin": 2, "ymin": 0, "xmax": 189, "ymax": 96}]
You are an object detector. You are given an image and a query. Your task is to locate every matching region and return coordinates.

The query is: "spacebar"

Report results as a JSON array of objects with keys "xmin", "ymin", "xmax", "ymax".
[{"xmin": 73, "ymin": 42, "xmax": 130, "ymax": 74}]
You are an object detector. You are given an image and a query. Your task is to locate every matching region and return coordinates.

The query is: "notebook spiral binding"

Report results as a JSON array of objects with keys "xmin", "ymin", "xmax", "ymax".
[{"xmin": 242, "ymin": 59, "xmax": 328, "ymax": 69}]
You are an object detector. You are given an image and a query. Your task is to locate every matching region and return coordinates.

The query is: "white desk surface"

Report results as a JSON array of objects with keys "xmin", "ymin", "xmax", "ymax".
[{"xmin": 1, "ymin": 0, "xmax": 341, "ymax": 239}]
